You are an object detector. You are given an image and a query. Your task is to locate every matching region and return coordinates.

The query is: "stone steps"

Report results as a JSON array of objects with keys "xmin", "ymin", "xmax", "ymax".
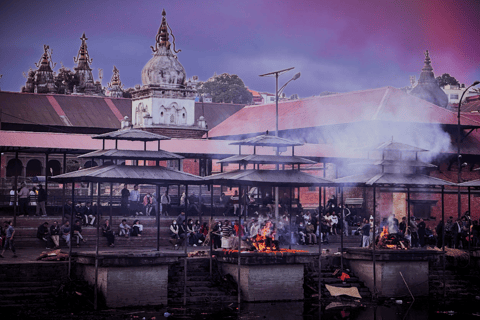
[
  {"xmin": 168, "ymin": 258, "xmax": 237, "ymax": 304},
  {"xmin": 429, "ymin": 267, "xmax": 480, "ymax": 300}
]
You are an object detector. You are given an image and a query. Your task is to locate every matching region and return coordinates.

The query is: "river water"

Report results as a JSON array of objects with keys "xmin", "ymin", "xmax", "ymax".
[{"xmin": 10, "ymin": 299, "xmax": 480, "ymax": 319}]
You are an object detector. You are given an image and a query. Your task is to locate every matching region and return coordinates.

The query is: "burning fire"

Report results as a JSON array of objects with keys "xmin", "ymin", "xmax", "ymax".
[
  {"xmin": 251, "ymin": 225, "xmax": 276, "ymax": 252},
  {"xmin": 377, "ymin": 226, "xmax": 409, "ymax": 250}
]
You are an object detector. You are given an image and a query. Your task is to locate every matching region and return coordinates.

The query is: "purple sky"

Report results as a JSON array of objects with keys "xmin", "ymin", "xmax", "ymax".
[{"xmin": 1, "ymin": 0, "xmax": 479, "ymax": 98}]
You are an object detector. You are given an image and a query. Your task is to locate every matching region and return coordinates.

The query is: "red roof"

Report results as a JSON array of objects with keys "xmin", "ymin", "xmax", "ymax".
[
  {"xmin": 208, "ymin": 87, "xmax": 480, "ymax": 138},
  {"xmin": 0, "ymin": 91, "xmax": 131, "ymax": 129}
]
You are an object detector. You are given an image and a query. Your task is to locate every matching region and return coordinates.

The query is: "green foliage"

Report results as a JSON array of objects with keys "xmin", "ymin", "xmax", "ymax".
[
  {"xmin": 436, "ymin": 73, "xmax": 459, "ymax": 87},
  {"xmin": 197, "ymin": 73, "xmax": 253, "ymax": 104}
]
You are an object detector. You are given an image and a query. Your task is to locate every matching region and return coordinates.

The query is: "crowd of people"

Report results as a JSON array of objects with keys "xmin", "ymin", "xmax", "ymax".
[{"xmin": 9, "ymin": 183, "xmax": 48, "ymax": 217}]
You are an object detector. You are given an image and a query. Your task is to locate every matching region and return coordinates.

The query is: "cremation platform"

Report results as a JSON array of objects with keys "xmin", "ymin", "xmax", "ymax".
[
  {"xmin": 75, "ymin": 250, "xmax": 186, "ymax": 308},
  {"xmin": 215, "ymin": 250, "xmax": 317, "ymax": 302},
  {"xmin": 344, "ymin": 247, "xmax": 442, "ymax": 298}
]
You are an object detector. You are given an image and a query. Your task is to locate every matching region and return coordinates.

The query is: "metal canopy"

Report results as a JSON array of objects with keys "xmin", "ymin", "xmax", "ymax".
[
  {"xmin": 358, "ymin": 141, "xmax": 428, "ymax": 152},
  {"xmin": 347, "ymin": 159, "xmax": 437, "ymax": 168},
  {"xmin": 204, "ymin": 169, "xmax": 334, "ymax": 187},
  {"xmin": 92, "ymin": 127, "xmax": 171, "ymax": 141},
  {"xmin": 335, "ymin": 172, "xmax": 456, "ymax": 187},
  {"xmin": 78, "ymin": 149, "xmax": 183, "ymax": 161},
  {"xmin": 217, "ymin": 154, "xmax": 315, "ymax": 165},
  {"xmin": 229, "ymin": 134, "xmax": 303, "ymax": 147},
  {"xmin": 49, "ymin": 164, "xmax": 204, "ymax": 184},
  {"xmin": 458, "ymin": 179, "xmax": 480, "ymax": 187}
]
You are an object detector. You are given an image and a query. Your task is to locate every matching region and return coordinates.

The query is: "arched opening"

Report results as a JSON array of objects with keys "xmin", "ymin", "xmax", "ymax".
[
  {"xmin": 84, "ymin": 160, "xmax": 98, "ymax": 169},
  {"xmin": 66, "ymin": 159, "xmax": 80, "ymax": 172},
  {"xmin": 6, "ymin": 159, "xmax": 23, "ymax": 177},
  {"xmin": 47, "ymin": 160, "xmax": 62, "ymax": 176},
  {"xmin": 26, "ymin": 159, "xmax": 42, "ymax": 177}
]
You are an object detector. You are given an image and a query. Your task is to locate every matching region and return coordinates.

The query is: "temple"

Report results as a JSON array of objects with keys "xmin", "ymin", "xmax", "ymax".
[
  {"xmin": 409, "ymin": 50, "xmax": 448, "ymax": 108},
  {"xmin": 131, "ymin": 9, "xmax": 205, "ymax": 138}
]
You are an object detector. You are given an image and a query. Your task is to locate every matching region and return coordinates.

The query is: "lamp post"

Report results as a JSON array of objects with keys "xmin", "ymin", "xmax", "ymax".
[
  {"xmin": 457, "ymin": 80, "xmax": 480, "ymax": 218},
  {"xmin": 259, "ymin": 68, "xmax": 301, "ymax": 224}
]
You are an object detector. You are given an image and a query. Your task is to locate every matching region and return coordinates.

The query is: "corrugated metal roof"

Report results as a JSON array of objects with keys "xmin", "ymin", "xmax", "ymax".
[
  {"xmin": 93, "ymin": 128, "xmax": 171, "ymax": 141},
  {"xmin": 347, "ymin": 159, "xmax": 437, "ymax": 168},
  {"xmin": 204, "ymin": 169, "xmax": 334, "ymax": 187},
  {"xmin": 218, "ymin": 154, "xmax": 316, "ymax": 165},
  {"xmin": 458, "ymin": 179, "xmax": 480, "ymax": 187},
  {"xmin": 365, "ymin": 141, "xmax": 428, "ymax": 152},
  {"xmin": 194, "ymin": 102, "xmax": 244, "ymax": 129},
  {"xmin": 229, "ymin": 135, "xmax": 303, "ymax": 147},
  {"xmin": 208, "ymin": 87, "xmax": 480, "ymax": 139},
  {"xmin": 49, "ymin": 164, "xmax": 204, "ymax": 184},
  {"xmin": 335, "ymin": 172, "xmax": 455, "ymax": 187},
  {"xmin": 78, "ymin": 149, "xmax": 183, "ymax": 160},
  {"xmin": 0, "ymin": 91, "xmax": 131, "ymax": 129}
]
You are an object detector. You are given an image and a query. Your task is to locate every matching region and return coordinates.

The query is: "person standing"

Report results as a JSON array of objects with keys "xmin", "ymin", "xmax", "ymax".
[
  {"xmin": 0, "ymin": 221, "xmax": 17, "ymax": 258},
  {"xmin": 121, "ymin": 184, "xmax": 130, "ymax": 216},
  {"xmin": 418, "ymin": 218, "xmax": 426, "ymax": 247},
  {"xmin": 143, "ymin": 193, "xmax": 154, "ymax": 216},
  {"xmin": 50, "ymin": 221, "xmax": 61, "ymax": 249},
  {"xmin": 18, "ymin": 182, "xmax": 29, "ymax": 216},
  {"xmin": 36, "ymin": 184, "xmax": 47, "ymax": 217},
  {"xmin": 362, "ymin": 222, "xmax": 371, "ymax": 247},
  {"xmin": 161, "ymin": 190, "xmax": 171, "ymax": 216},
  {"xmin": 129, "ymin": 184, "xmax": 141, "ymax": 216}
]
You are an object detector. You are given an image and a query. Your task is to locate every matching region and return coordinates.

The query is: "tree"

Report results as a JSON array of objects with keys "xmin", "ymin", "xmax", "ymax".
[
  {"xmin": 197, "ymin": 73, "xmax": 253, "ymax": 104},
  {"xmin": 436, "ymin": 73, "xmax": 459, "ymax": 87}
]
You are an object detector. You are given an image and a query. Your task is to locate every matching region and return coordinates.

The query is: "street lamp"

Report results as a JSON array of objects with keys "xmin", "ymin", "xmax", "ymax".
[
  {"xmin": 259, "ymin": 68, "xmax": 301, "ymax": 137},
  {"xmin": 457, "ymin": 80, "xmax": 480, "ymax": 217},
  {"xmin": 259, "ymin": 68, "xmax": 301, "ymax": 224}
]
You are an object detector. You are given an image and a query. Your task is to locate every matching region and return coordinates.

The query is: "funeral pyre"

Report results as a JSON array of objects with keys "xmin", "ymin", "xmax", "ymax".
[
  {"xmin": 375, "ymin": 227, "xmax": 410, "ymax": 250},
  {"xmin": 224, "ymin": 221, "xmax": 308, "ymax": 254}
]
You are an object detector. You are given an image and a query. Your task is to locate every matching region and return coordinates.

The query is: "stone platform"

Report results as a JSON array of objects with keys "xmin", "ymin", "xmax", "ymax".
[
  {"xmin": 215, "ymin": 250, "xmax": 317, "ymax": 302},
  {"xmin": 75, "ymin": 250, "xmax": 186, "ymax": 308},
  {"xmin": 344, "ymin": 247, "xmax": 443, "ymax": 298}
]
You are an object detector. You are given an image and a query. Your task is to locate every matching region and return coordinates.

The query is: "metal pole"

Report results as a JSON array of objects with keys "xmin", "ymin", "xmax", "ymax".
[
  {"xmin": 45, "ymin": 153, "xmax": 49, "ymax": 208},
  {"xmin": 94, "ymin": 182, "xmax": 101, "ymax": 310},
  {"xmin": 407, "ymin": 187, "xmax": 411, "ymax": 237},
  {"xmin": 468, "ymin": 187, "xmax": 472, "ymax": 252},
  {"xmin": 157, "ymin": 185, "xmax": 160, "ymax": 251},
  {"xmin": 289, "ymin": 186, "xmax": 292, "ymax": 250},
  {"xmin": 210, "ymin": 183, "xmax": 214, "ymax": 276},
  {"xmin": 109, "ymin": 183, "xmax": 113, "ymax": 225},
  {"xmin": 68, "ymin": 182, "xmax": 75, "ymax": 278},
  {"xmin": 62, "ymin": 153, "xmax": 66, "ymax": 224},
  {"xmin": 372, "ymin": 186, "xmax": 377, "ymax": 300},
  {"xmin": 340, "ymin": 187, "xmax": 344, "ymax": 271},
  {"xmin": 318, "ymin": 185, "xmax": 322, "ymax": 302},
  {"xmin": 13, "ymin": 152, "xmax": 18, "ymax": 226},
  {"xmin": 442, "ymin": 186, "xmax": 446, "ymax": 298},
  {"xmin": 183, "ymin": 184, "xmax": 188, "ymax": 306},
  {"xmin": 238, "ymin": 185, "xmax": 243, "ymax": 304}
]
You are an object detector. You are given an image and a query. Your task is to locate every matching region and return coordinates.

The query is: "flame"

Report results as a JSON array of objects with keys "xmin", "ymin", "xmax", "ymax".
[{"xmin": 380, "ymin": 226, "xmax": 388, "ymax": 238}]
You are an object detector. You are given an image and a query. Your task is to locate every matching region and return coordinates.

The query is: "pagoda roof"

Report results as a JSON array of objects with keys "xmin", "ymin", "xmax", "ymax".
[
  {"xmin": 203, "ymin": 169, "xmax": 334, "ymax": 187},
  {"xmin": 78, "ymin": 149, "xmax": 183, "ymax": 161},
  {"xmin": 217, "ymin": 154, "xmax": 316, "ymax": 165},
  {"xmin": 93, "ymin": 127, "xmax": 171, "ymax": 141},
  {"xmin": 49, "ymin": 164, "xmax": 203, "ymax": 184}
]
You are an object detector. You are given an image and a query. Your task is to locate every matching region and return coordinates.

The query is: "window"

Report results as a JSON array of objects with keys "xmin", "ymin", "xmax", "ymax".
[
  {"xmin": 270, "ymin": 97, "xmax": 275, "ymax": 101},
  {"xmin": 450, "ymin": 94, "xmax": 459, "ymax": 100}
]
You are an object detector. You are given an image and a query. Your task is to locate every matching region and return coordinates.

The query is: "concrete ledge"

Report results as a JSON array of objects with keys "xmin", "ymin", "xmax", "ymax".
[
  {"xmin": 221, "ymin": 263, "xmax": 304, "ymax": 301},
  {"xmin": 214, "ymin": 250, "xmax": 317, "ymax": 265},
  {"xmin": 344, "ymin": 248, "xmax": 442, "ymax": 298},
  {"xmin": 74, "ymin": 250, "xmax": 186, "ymax": 267}
]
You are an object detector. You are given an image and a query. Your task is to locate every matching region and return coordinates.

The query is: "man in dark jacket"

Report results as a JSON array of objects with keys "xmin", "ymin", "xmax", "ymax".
[
  {"xmin": 37, "ymin": 222, "xmax": 53, "ymax": 249},
  {"xmin": 36, "ymin": 184, "xmax": 47, "ymax": 216}
]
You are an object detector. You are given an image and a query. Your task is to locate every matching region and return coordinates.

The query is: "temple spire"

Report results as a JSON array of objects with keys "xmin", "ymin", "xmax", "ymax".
[
  {"xmin": 151, "ymin": 9, "xmax": 181, "ymax": 55},
  {"xmin": 422, "ymin": 50, "xmax": 433, "ymax": 73},
  {"xmin": 35, "ymin": 45, "xmax": 56, "ymax": 72},
  {"xmin": 108, "ymin": 66, "xmax": 123, "ymax": 88},
  {"xmin": 74, "ymin": 32, "xmax": 93, "ymax": 70}
]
